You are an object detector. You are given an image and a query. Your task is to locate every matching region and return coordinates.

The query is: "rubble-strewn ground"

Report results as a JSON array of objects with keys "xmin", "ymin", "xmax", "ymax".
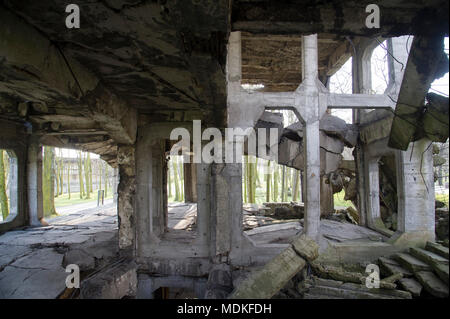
[
  {"xmin": 1, "ymin": 202, "xmax": 448, "ymax": 299},
  {"xmin": 0, "ymin": 204, "xmax": 119, "ymax": 299}
]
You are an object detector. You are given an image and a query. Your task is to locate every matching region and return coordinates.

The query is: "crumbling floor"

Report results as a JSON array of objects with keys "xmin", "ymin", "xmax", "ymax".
[
  {"xmin": 165, "ymin": 203, "xmax": 387, "ymax": 249},
  {"xmin": 0, "ymin": 203, "xmax": 119, "ymax": 299},
  {"xmin": 0, "ymin": 202, "xmax": 390, "ymax": 299}
]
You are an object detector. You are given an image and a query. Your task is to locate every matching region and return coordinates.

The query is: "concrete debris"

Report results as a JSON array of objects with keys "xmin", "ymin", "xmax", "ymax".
[
  {"xmin": 398, "ymin": 278, "xmax": 423, "ymax": 297},
  {"xmin": 415, "ymin": 271, "xmax": 449, "ymax": 298},
  {"xmin": 80, "ymin": 261, "xmax": 137, "ymax": 299}
]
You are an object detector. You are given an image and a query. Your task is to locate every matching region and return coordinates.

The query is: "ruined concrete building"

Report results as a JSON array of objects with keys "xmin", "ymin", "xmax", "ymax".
[{"xmin": 0, "ymin": 1, "xmax": 449, "ymax": 300}]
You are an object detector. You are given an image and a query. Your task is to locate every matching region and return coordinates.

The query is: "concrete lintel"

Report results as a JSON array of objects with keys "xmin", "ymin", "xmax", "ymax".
[{"xmin": 328, "ymin": 93, "xmax": 394, "ymax": 109}]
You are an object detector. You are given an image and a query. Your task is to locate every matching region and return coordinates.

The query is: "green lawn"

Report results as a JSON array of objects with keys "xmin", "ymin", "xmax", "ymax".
[{"xmin": 54, "ymin": 191, "xmax": 113, "ymax": 208}]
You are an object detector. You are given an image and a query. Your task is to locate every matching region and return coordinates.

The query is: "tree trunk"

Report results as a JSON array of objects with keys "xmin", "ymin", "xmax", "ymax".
[
  {"xmin": 99, "ymin": 161, "xmax": 102, "ymax": 192},
  {"xmin": 247, "ymin": 157, "xmax": 254, "ymax": 203},
  {"xmin": 58, "ymin": 149, "xmax": 63, "ymax": 195},
  {"xmin": 54, "ymin": 152, "xmax": 60, "ymax": 198},
  {"xmin": 84, "ymin": 153, "xmax": 91, "ymax": 199},
  {"xmin": 273, "ymin": 165, "xmax": 279, "ymax": 202},
  {"xmin": 243, "ymin": 156, "xmax": 247, "ymax": 203},
  {"xmin": 67, "ymin": 163, "xmax": 71, "ymax": 200},
  {"xmin": 266, "ymin": 161, "xmax": 271, "ymax": 203},
  {"xmin": 89, "ymin": 154, "xmax": 93, "ymax": 195},
  {"xmin": 0, "ymin": 150, "xmax": 9, "ymax": 220},
  {"xmin": 78, "ymin": 151, "xmax": 84, "ymax": 199},
  {"xmin": 292, "ymin": 170, "xmax": 300, "ymax": 202}
]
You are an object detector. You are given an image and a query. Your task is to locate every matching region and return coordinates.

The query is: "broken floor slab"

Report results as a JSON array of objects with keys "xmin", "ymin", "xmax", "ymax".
[{"xmin": 0, "ymin": 204, "xmax": 120, "ymax": 299}]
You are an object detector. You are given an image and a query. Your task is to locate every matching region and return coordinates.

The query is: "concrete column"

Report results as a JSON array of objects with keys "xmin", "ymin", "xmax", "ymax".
[
  {"xmin": 391, "ymin": 139, "xmax": 435, "ymax": 246},
  {"xmin": 295, "ymin": 34, "xmax": 326, "ymax": 241},
  {"xmin": 151, "ymin": 142, "xmax": 165, "ymax": 237},
  {"xmin": 196, "ymin": 163, "xmax": 211, "ymax": 252},
  {"xmin": 135, "ymin": 129, "xmax": 166, "ymax": 255},
  {"xmin": 27, "ymin": 142, "xmax": 43, "ymax": 226},
  {"xmin": 303, "ymin": 121, "xmax": 321, "ymax": 239},
  {"xmin": 184, "ymin": 162, "xmax": 197, "ymax": 203},
  {"xmin": 7, "ymin": 154, "xmax": 18, "ymax": 218},
  {"xmin": 364, "ymin": 156, "xmax": 392, "ymax": 235},
  {"xmin": 351, "ymin": 39, "xmax": 379, "ymax": 226},
  {"xmin": 117, "ymin": 146, "xmax": 136, "ymax": 252}
]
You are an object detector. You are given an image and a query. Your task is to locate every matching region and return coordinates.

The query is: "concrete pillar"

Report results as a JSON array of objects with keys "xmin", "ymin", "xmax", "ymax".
[
  {"xmin": 135, "ymin": 129, "xmax": 166, "ymax": 255},
  {"xmin": 7, "ymin": 154, "xmax": 18, "ymax": 218},
  {"xmin": 117, "ymin": 146, "xmax": 136, "ymax": 252},
  {"xmin": 295, "ymin": 34, "xmax": 326, "ymax": 241},
  {"xmin": 184, "ymin": 162, "xmax": 197, "ymax": 203},
  {"xmin": 364, "ymin": 156, "xmax": 392, "ymax": 235},
  {"xmin": 351, "ymin": 38, "xmax": 379, "ymax": 226},
  {"xmin": 151, "ymin": 141, "xmax": 165, "ymax": 237},
  {"xmin": 196, "ymin": 163, "xmax": 211, "ymax": 252},
  {"xmin": 391, "ymin": 139, "xmax": 435, "ymax": 246},
  {"xmin": 27, "ymin": 142, "xmax": 43, "ymax": 226},
  {"xmin": 303, "ymin": 120, "xmax": 321, "ymax": 239}
]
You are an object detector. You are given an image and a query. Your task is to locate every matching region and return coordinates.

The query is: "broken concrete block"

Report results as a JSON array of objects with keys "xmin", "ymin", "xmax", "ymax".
[
  {"xmin": 415, "ymin": 271, "xmax": 449, "ymax": 298},
  {"xmin": 409, "ymin": 247, "xmax": 449, "ymax": 266},
  {"xmin": 63, "ymin": 249, "xmax": 96, "ymax": 271},
  {"xmin": 379, "ymin": 257, "xmax": 413, "ymax": 277},
  {"xmin": 430, "ymin": 263, "xmax": 449, "ymax": 285},
  {"xmin": 399, "ymin": 278, "xmax": 423, "ymax": 297},
  {"xmin": 291, "ymin": 234, "xmax": 319, "ymax": 262},
  {"xmin": 304, "ymin": 277, "xmax": 411, "ymax": 299},
  {"xmin": 311, "ymin": 263, "xmax": 365, "ymax": 285},
  {"xmin": 395, "ymin": 253, "xmax": 431, "ymax": 273},
  {"xmin": 426, "ymin": 242, "xmax": 449, "ymax": 259},
  {"xmin": 80, "ymin": 261, "xmax": 137, "ymax": 299},
  {"xmin": 230, "ymin": 247, "xmax": 306, "ymax": 299}
]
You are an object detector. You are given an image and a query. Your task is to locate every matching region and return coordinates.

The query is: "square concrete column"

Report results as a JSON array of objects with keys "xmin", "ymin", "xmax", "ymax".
[
  {"xmin": 195, "ymin": 163, "xmax": 211, "ymax": 253},
  {"xmin": 295, "ymin": 34, "xmax": 327, "ymax": 241},
  {"xmin": 391, "ymin": 139, "xmax": 435, "ymax": 246},
  {"xmin": 364, "ymin": 156, "xmax": 393, "ymax": 235},
  {"xmin": 303, "ymin": 120, "xmax": 321, "ymax": 239},
  {"xmin": 351, "ymin": 39, "xmax": 378, "ymax": 227},
  {"xmin": 135, "ymin": 133, "xmax": 165, "ymax": 255},
  {"xmin": 27, "ymin": 142, "xmax": 43, "ymax": 226},
  {"xmin": 117, "ymin": 146, "xmax": 136, "ymax": 252}
]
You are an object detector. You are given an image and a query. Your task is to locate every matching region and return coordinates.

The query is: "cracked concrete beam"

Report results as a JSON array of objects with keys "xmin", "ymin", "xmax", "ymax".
[
  {"xmin": 230, "ymin": 235, "xmax": 318, "ymax": 299},
  {"xmin": 388, "ymin": 36, "xmax": 449, "ymax": 150},
  {"xmin": 232, "ymin": 1, "xmax": 449, "ymax": 37},
  {"xmin": 0, "ymin": 8, "xmax": 137, "ymax": 145}
]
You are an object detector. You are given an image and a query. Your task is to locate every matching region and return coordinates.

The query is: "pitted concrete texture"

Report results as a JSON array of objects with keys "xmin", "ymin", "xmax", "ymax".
[{"xmin": 0, "ymin": 204, "xmax": 119, "ymax": 299}]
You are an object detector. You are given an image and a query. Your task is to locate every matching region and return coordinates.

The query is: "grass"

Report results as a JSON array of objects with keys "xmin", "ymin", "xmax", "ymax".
[
  {"xmin": 54, "ymin": 190, "xmax": 113, "ymax": 208},
  {"xmin": 436, "ymin": 193, "xmax": 449, "ymax": 208}
]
